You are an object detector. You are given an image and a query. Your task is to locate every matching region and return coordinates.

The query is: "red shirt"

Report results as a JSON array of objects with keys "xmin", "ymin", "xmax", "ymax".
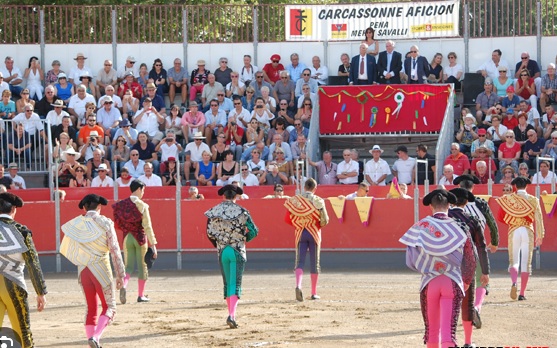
[
  {"xmin": 444, "ymin": 153, "xmax": 471, "ymax": 176},
  {"xmin": 118, "ymin": 81, "xmax": 143, "ymax": 99},
  {"xmin": 262, "ymin": 63, "xmax": 285, "ymax": 83},
  {"xmin": 502, "ymin": 115, "xmax": 518, "ymax": 130},
  {"xmin": 498, "ymin": 141, "xmax": 521, "ymax": 159},
  {"xmin": 223, "ymin": 125, "xmax": 244, "ymax": 145},
  {"xmin": 517, "ymin": 77, "xmax": 535, "ymax": 99},
  {"xmin": 79, "ymin": 125, "xmax": 105, "ymax": 144}
]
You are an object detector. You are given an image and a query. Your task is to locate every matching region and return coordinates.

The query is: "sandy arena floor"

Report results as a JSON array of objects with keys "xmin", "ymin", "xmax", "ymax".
[{"xmin": 14, "ymin": 269, "xmax": 557, "ymax": 348}]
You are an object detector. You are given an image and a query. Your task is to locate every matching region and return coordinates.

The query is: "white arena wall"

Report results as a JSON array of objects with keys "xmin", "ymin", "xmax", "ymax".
[{"xmin": 2, "ymin": 36, "xmax": 556, "ymax": 84}]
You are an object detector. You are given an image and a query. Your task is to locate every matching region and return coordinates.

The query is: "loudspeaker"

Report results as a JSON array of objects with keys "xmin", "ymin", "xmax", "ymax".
[{"xmin": 461, "ymin": 73, "xmax": 485, "ymax": 106}]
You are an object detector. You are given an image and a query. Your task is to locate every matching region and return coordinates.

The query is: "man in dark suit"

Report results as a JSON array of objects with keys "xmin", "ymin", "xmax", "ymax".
[
  {"xmin": 349, "ymin": 43, "xmax": 377, "ymax": 85},
  {"xmin": 403, "ymin": 45, "xmax": 429, "ymax": 84},
  {"xmin": 377, "ymin": 40, "xmax": 403, "ymax": 84}
]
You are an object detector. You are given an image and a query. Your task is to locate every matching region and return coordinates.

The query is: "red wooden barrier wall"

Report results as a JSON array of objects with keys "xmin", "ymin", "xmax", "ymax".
[{"xmin": 14, "ymin": 184, "xmax": 557, "ymax": 253}]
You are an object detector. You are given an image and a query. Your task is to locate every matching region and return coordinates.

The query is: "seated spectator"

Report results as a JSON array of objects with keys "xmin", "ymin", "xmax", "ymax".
[
  {"xmin": 486, "ymin": 115, "xmax": 507, "ymax": 151},
  {"xmin": 137, "ymin": 63, "xmax": 149, "ymax": 90},
  {"xmin": 97, "ymin": 85, "xmax": 123, "ymax": 112},
  {"xmin": 225, "ymin": 71, "xmax": 245, "ymax": 98},
  {"xmin": 214, "ymin": 57, "xmax": 233, "ymax": 87},
  {"xmin": 211, "ymin": 131, "xmax": 230, "ymax": 163},
  {"xmin": 54, "ymin": 73, "xmax": 74, "ymax": 104},
  {"xmin": 263, "ymin": 183, "xmax": 289, "ymax": 199},
  {"xmin": 267, "ymin": 133, "xmax": 293, "ymax": 161},
  {"xmin": 262, "ymin": 54, "xmax": 284, "ymax": 86},
  {"xmin": 514, "ymin": 112, "xmax": 535, "ymax": 144},
  {"xmin": 132, "ymin": 132, "xmax": 160, "ymax": 173},
  {"xmin": 230, "ymin": 163, "xmax": 259, "ymax": 186},
  {"xmin": 475, "ymin": 79, "xmax": 498, "ymax": 123},
  {"xmin": 340, "ymin": 182, "xmax": 369, "ymax": 200},
  {"xmin": 364, "ymin": 145, "xmax": 390, "ymax": 186},
  {"xmin": 273, "ymin": 99, "xmax": 295, "ymax": 129},
  {"xmin": 12, "ymin": 104, "xmax": 47, "ymax": 147},
  {"xmin": 57, "ymin": 148, "xmax": 81, "ymax": 187},
  {"xmin": 112, "ymin": 119, "xmax": 138, "ymax": 147},
  {"xmin": 91, "ymin": 163, "xmax": 114, "ymax": 187},
  {"xmin": 296, "ymin": 83, "xmax": 317, "ymax": 110},
  {"xmin": 68, "ymin": 84, "xmax": 96, "ymax": 126},
  {"xmin": 116, "ymin": 166, "xmax": 132, "ymax": 187},
  {"xmin": 133, "ymin": 97, "xmax": 164, "ymax": 145},
  {"xmin": 541, "ymin": 130, "xmax": 557, "ymax": 161},
  {"xmin": 161, "ymin": 157, "xmax": 180, "ymax": 186},
  {"xmin": 228, "ymin": 97, "xmax": 251, "ymax": 129},
  {"xmin": 239, "ymin": 54, "xmax": 258, "ymax": 87},
  {"xmin": 338, "ymin": 53, "xmax": 351, "ymax": 77},
  {"xmin": 291, "ymin": 133, "xmax": 307, "ymax": 161},
  {"xmin": 45, "ymin": 60, "xmax": 64, "ymax": 86},
  {"xmin": 290, "ymin": 163, "xmax": 309, "ymax": 187},
  {"xmin": 96, "ymin": 96, "xmax": 122, "ymax": 142},
  {"xmin": 215, "ymin": 91, "xmax": 234, "ymax": 116},
  {"xmin": 215, "ymin": 150, "xmax": 239, "ymax": 186},
  {"xmin": 7, "ymin": 123, "xmax": 32, "ymax": 165},
  {"xmin": 69, "ymin": 164, "xmax": 90, "ymax": 187},
  {"xmin": 86, "ymin": 149, "xmax": 111, "ymax": 180},
  {"xmin": 336, "ymin": 148, "xmax": 359, "ymax": 184},
  {"xmin": 53, "ymin": 130, "xmax": 76, "ymax": 161},
  {"xmin": 427, "ymin": 53, "xmax": 443, "ymax": 84},
  {"xmin": 96, "ymin": 59, "xmax": 118, "ymax": 98},
  {"xmin": 246, "ymin": 148, "xmax": 266, "ymax": 180},
  {"xmin": 111, "ymin": 135, "xmax": 130, "ymax": 174},
  {"xmin": 474, "ymin": 160, "xmax": 494, "ymax": 184},
  {"xmin": 471, "ymin": 146, "xmax": 497, "ymax": 178},
  {"xmin": 138, "ymin": 162, "xmax": 162, "ymax": 186},
  {"xmin": 188, "ymin": 186, "xmax": 205, "ymax": 200},
  {"xmin": 443, "ymin": 52, "xmax": 462, "ymax": 89},
  {"xmin": 223, "ymin": 119, "xmax": 244, "ymax": 160},
  {"xmin": 167, "ymin": 58, "xmax": 188, "ymax": 107},
  {"xmin": 148, "ymin": 59, "xmax": 168, "ymax": 99},
  {"xmin": 118, "ymin": 71, "xmax": 143, "ymax": 100},
  {"xmin": 122, "ymin": 89, "xmax": 139, "ymax": 120},
  {"xmin": 79, "ymin": 131, "xmax": 105, "ymax": 162},
  {"xmin": 438, "ymin": 164, "xmax": 458, "ymax": 185},
  {"xmin": 501, "ymin": 86, "xmax": 520, "ymax": 111},
  {"xmin": 266, "ymin": 117, "xmax": 289, "ymax": 146},
  {"xmin": 6, "ymin": 163, "xmax": 25, "ymax": 189},
  {"xmin": 189, "ymin": 59, "xmax": 210, "ymax": 103},
  {"xmin": 156, "ymin": 130, "xmax": 182, "ymax": 172},
  {"xmin": 522, "ymin": 129, "xmax": 545, "ymax": 168},
  {"xmin": 516, "ymin": 68, "xmax": 537, "ymax": 108},
  {"xmin": 310, "ymin": 56, "xmax": 328, "ymax": 85},
  {"xmin": 260, "ymin": 86, "xmax": 277, "ymax": 114},
  {"xmin": 444, "ymin": 143, "xmax": 471, "ymax": 176},
  {"xmin": 142, "ymin": 82, "xmax": 167, "ymax": 116},
  {"xmin": 295, "ymin": 69, "xmax": 318, "ymax": 97},
  {"xmin": 79, "ymin": 72, "xmax": 97, "ymax": 99},
  {"xmin": 470, "ymin": 128, "xmax": 495, "ymax": 156},
  {"xmin": 493, "ymin": 65, "xmax": 513, "ymax": 98},
  {"xmin": 184, "ymin": 132, "xmax": 211, "ymax": 182},
  {"xmin": 540, "ymin": 63, "xmax": 557, "ymax": 110},
  {"xmin": 165, "ymin": 104, "xmax": 183, "ymax": 139},
  {"xmin": 0, "ymin": 73, "xmax": 8, "ymax": 97},
  {"xmin": 415, "ymin": 144, "xmax": 436, "ymax": 185},
  {"xmin": 518, "ymin": 100, "xmax": 541, "ymax": 136},
  {"xmin": 518, "ymin": 162, "xmax": 533, "ymax": 181},
  {"xmin": 201, "ymin": 74, "xmax": 224, "ymax": 111},
  {"xmin": 0, "ymin": 90, "xmax": 16, "ymax": 119},
  {"xmin": 242, "ymin": 86, "xmax": 256, "ymax": 112},
  {"xmin": 502, "ymin": 108, "xmax": 518, "ymax": 131},
  {"xmin": 289, "ymin": 120, "xmax": 309, "ymax": 146},
  {"xmin": 393, "ymin": 145, "xmax": 417, "ymax": 184},
  {"xmin": 386, "ymin": 183, "xmax": 412, "ymax": 199},
  {"xmin": 240, "ymin": 140, "xmax": 269, "ymax": 162},
  {"xmin": 123, "ymin": 149, "xmax": 145, "ymax": 179},
  {"xmin": 181, "ymin": 101, "xmax": 205, "ymax": 142},
  {"xmin": 204, "ymin": 99, "xmax": 227, "ymax": 145},
  {"xmin": 117, "ymin": 56, "xmax": 139, "ymax": 83},
  {"xmin": 542, "ymin": 104, "xmax": 557, "ymax": 140},
  {"xmin": 531, "ymin": 160, "xmax": 557, "ymax": 184},
  {"xmin": 242, "ymin": 117, "xmax": 264, "ymax": 149},
  {"xmin": 456, "ymin": 113, "xmax": 478, "ymax": 155},
  {"xmin": 297, "ymin": 97, "xmax": 313, "ymax": 128},
  {"xmin": 499, "ymin": 165, "xmax": 516, "ymax": 184},
  {"xmin": 498, "ymin": 130, "xmax": 521, "ymax": 173},
  {"xmin": 16, "ymin": 88, "xmax": 35, "ymax": 114},
  {"xmin": 271, "ymin": 146, "xmax": 292, "ymax": 176},
  {"xmin": 263, "ymin": 161, "xmax": 288, "ymax": 186},
  {"xmin": 195, "ymin": 150, "xmax": 215, "ymax": 186},
  {"xmin": 46, "ymin": 100, "xmax": 71, "ymax": 127},
  {"xmin": 502, "ymin": 183, "xmax": 514, "ymax": 195},
  {"xmin": 480, "ymin": 104, "xmax": 502, "ymax": 129}
]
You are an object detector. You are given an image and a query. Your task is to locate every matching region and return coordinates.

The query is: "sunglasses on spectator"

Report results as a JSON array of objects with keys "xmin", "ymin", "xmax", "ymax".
[
  {"xmin": 410, "ymin": 50, "xmax": 417, "ymax": 53},
  {"xmin": 131, "ymin": 153, "xmax": 139, "ymax": 156},
  {"xmin": 256, "ymin": 76, "xmax": 263, "ymax": 79},
  {"xmin": 276, "ymin": 189, "xmax": 283, "ymax": 192},
  {"xmin": 272, "ymin": 60, "xmax": 279, "ymax": 63},
  {"xmin": 521, "ymin": 74, "xmax": 528, "ymax": 76},
  {"xmin": 155, "ymin": 64, "xmax": 162, "ymax": 66},
  {"xmin": 303, "ymin": 74, "xmax": 310, "ymax": 76},
  {"xmin": 241, "ymin": 168, "xmax": 248, "ymax": 171},
  {"xmin": 478, "ymin": 135, "xmax": 485, "ymax": 137},
  {"xmin": 76, "ymin": 169, "xmax": 84, "ymax": 172},
  {"xmin": 234, "ymin": 102, "xmax": 241, "ymax": 105}
]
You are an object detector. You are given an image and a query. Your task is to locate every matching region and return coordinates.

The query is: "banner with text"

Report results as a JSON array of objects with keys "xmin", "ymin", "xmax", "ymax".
[{"xmin": 285, "ymin": 1, "xmax": 460, "ymax": 41}]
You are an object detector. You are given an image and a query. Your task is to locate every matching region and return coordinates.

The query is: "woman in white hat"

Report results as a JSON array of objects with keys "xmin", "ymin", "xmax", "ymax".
[
  {"xmin": 79, "ymin": 71, "xmax": 97, "ymax": 98},
  {"xmin": 54, "ymin": 73, "xmax": 75, "ymax": 104},
  {"xmin": 57, "ymin": 147, "xmax": 81, "ymax": 187}
]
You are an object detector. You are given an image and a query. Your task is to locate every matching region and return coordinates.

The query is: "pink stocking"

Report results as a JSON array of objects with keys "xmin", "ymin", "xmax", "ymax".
[
  {"xmin": 138, "ymin": 279, "xmax": 147, "ymax": 297},
  {"xmin": 295, "ymin": 268, "xmax": 303, "ymax": 288},
  {"xmin": 85, "ymin": 325, "xmax": 95, "ymax": 339},
  {"xmin": 520, "ymin": 272, "xmax": 529, "ymax": 296},
  {"xmin": 311, "ymin": 273, "xmax": 318, "ymax": 295},
  {"xmin": 229, "ymin": 295, "xmax": 239, "ymax": 319},
  {"xmin": 123, "ymin": 273, "xmax": 131, "ymax": 288},
  {"xmin": 475, "ymin": 287, "xmax": 487, "ymax": 312},
  {"xmin": 462, "ymin": 320, "xmax": 473, "ymax": 344},
  {"xmin": 510, "ymin": 267, "xmax": 518, "ymax": 284},
  {"xmin": 426, "ymin": 344, "xmax": 440, "ymax": 348},
  {"xmin": 93, "ymin": 315, "xmax": 110, "ymax": 340}
]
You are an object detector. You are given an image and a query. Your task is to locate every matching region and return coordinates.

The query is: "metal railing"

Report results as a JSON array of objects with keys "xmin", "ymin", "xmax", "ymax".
[
  {"xmin": 1, "ymin": 1, "xmax": 556, "ymax": 44},
  {"xmin": 0, "ymin": 119, "xmax": 50, "ymax": 173}
]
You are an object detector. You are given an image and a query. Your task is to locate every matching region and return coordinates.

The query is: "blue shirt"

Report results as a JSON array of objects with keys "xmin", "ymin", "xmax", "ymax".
[
  {"xmin": 287, "ymin": 63, "xmax": 307, "ymax": 83},
  {"xmin": 289, "ymin": 127, "xmax": 309, "ymax": 144},
  {"xmin": 0, "ymin": 100, "xmax": 16, "ymax": 119},
  {"xmin": 241, "ymin": 145, "xmax": 269, "ymax": 162},
  {"xmin": 204, "ymin": 109, "xmax": 227, "ymax": 127},
  {"xmin": 218, "ymin": 98, "xmax": 234, "ymax": 116}
]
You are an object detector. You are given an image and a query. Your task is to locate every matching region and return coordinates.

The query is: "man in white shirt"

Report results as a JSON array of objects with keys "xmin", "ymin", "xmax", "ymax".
[
  {"xmin": 91, "ymin": 163, "xmax": 114, "ymax": 187},
  {"xmin": 228, "ymin": 98, "xmax": 251, "ymax": 129},
  {"xmin": 268, "ymin": 133, "xmax": 293, "ymax": 161},
  {"xmin": 0, "ymin": 56, "xmax": 23, "ymax": 97},
  {"xmin": 230, "ymin": 164, "xmax": 260, "ymax": 186},
  {"xmin": 45, "ymin": 100, "xmax": 71, "ymax": 127},
  {"xmin": 239, "ymin": 54, "xmax": 258, "ymax": 86},
  {"xmin": 97, "ymin": 85, "xmax": 123, "ymax": 111},
  {"xmin": 392, "ymin": 145, "xmax": 416, "ymax": 185},
  {"xmin": 12, "ymin": 104, "xmax": 47, "ymax": 145},
  {"xmin": 0, "ymin": 72, "xmax": 10, "ymax": 96},
  {"xmin": 341, "ymin": 182, "xmax": 370, "ymax": 200},
  {"xmin": 183, "ymin": 132, "xmax": 211, "ymax": 182},
  {"xmin": 68, "ymin": 84, "xmax": 96, "ymax": 125},
  {"xmin": 133, "ymin": 97, "xmax": 165, "ymax": 145},
  {"xmin": 117, "ymin": 56, "xmax": 140, "ymax": 83},
  {"xmin": 364, "ymin": 145, "xmax": 391, "ymax": 186},
  {"xmin": 309, "ymin": 56, "xmax": 329, "ymax": 85},
  {"xmin": 7, "ymin": 163, "xmax": 26, "ymax": 189},
  {"xmin": 96, "ymin": 96, "xmax": 122, "ymax": 141},
  {"xmin": 138, "ymin": 162, "xmax": 162, "ymax": 187},
  {"xmin": 336, "ymin": 148, "xmax": 359, "ymax": 184},
  {"xmin": 477, "ymin": 49, "xmax": 511, "ymax": 81},
  {"xmin": 155, "ymin": 130, "xmax": 182, "ymax": 163}
]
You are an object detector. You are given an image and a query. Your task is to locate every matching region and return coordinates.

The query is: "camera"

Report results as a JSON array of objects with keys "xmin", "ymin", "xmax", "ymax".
[
  {"xmin": 89, "ymin": 137, "xmax": 96, "ymax": 142},
  {"xmin": 252, "ymin": 166, "xmax": 260, "ymax": 171},
  {"xmin": 230, "ymin": 122, "xmax": 236, "ymax": 126},
  {"xmin": 256, "ymin": 105, "xmax": 263, "ymax": 109},
  {"xmin": 165, "ymin": 138, "xmax": 173, "ymax": 142}
]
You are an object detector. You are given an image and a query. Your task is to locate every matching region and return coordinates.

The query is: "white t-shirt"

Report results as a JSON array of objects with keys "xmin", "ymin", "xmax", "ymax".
[
  {"xmin": 116, "ymin": 177, "xmax": 132, "ymax": 187},
  {"xmin": 134, "ymin": 109, "xmax": 160, "ymax": 136},
  {"xmin": 45, "ymin": 110, "xmax": 72, "ymax": 126},
  {"xmin": 184, "ymin": 141, "xmax": 211, "ymax": 162},
  {"xmin": 228, "ymin": 108, "xmax": 251, "ymax": 129},
  {"xmin": 68, "ymin": 93, "xmax": 96, "ymax": 119},
  {"xmin": 531, "ymin": 171, "xmax": 557, "ymax": 184},
  {"xmin": 487, "ymin": 124, "xmax": 508, "ymax": 141},
  {"xmin": 392, "ymin": 157, "xmax": 416, "ymax": 184},
  {"xmin": 336, "ymin": 160, "xmax": 359, "ymax": 184},
  {"xmin": 138, "ymin": 174, "xmax": 162, "ymax": 186},
  {"xmin": 444, "ymin": 63, "xmax": 463, "ymax": 80},
  {"xmin": 91, "ymin": 175, "xmax": 114, "ymax": 187},
  {"xmin": 230, "ymin": 173, "xmax": 259, "ymax": 186},
  {"xmin": 363, "ymin": 158, "xmax": 391, "ymax": 185},
  {"xmin": 160, "ymin": 142, "xmax": 180, "ymax": 162}
]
